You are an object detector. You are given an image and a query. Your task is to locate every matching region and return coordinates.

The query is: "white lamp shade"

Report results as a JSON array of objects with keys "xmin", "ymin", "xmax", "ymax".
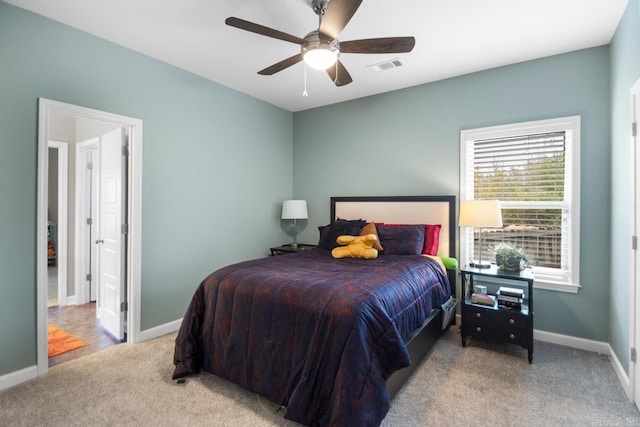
[
  {"xmin": 281, "ymin": 200, "xmax": 308, "ymax": 220},
  {"xmin": 459, "ymin": 200, "xmax": 503, "ymax": 228}
]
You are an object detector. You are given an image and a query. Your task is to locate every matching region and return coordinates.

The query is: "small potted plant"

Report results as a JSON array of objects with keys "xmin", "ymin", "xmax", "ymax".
[{"xmin": 494, "ymin": 243, "xmax": 528, "ymax": 271}]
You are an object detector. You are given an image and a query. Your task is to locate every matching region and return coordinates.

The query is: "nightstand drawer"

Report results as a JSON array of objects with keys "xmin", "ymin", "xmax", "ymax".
[
  {"xmin": 463, "ymin": 322, "xmax": 529, "ymax": 347},
  {"xmin": 462, "ymin": 304, "xmax": 527, "ymax": 329}
]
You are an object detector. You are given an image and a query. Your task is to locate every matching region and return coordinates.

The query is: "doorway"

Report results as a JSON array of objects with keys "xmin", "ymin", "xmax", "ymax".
[
  {"xmin": 36, "ymin": 98, "xmax": 143, "ymax": 376},
  {"xmin": 47, "ymin": 141, "xmax": 68, "ymax": 308}
]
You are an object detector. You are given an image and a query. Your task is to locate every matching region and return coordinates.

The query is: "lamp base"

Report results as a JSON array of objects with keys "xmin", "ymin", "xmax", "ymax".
[{"xmin": 469, "ymin": 261, "xmax": 492, "ymax": 269}]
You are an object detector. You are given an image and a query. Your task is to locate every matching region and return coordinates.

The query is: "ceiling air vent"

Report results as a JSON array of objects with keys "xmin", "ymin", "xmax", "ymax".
[{"xmin": 367, "ymin": 58, "xmax": 403, "ymax": 72}]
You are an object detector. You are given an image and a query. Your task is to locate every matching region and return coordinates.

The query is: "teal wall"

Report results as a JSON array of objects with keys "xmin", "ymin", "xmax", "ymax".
[
  {"xmin": 2, "ymin": 0, "xmax": 638, "ymax": 381},
  {"xmin": 294, "ymin": 47, "xmax": 612, "ymax": 342},
  {"xmin": 0, "ymin": 2, "xmax": 293, "ymax": 376},
  {"xmin": 610, "ymin": 0, "xmax": 640, "ymax": 374}
]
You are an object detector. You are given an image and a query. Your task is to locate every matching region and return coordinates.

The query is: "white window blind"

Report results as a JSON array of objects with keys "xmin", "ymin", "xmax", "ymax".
[{"xmin": 460, "ymin": 116, "xmax": 580, "ymax": 293}]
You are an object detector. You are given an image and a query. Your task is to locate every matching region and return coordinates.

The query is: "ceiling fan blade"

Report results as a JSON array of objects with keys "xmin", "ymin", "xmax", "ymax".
[
  {"xmin": 225, "ymin": 17, "xmax": 304, "ymax": 45},
  {"xmin": 258, "ymin": 54, "xmax": 304, "ymax": 75},
  {"xmin": 340, "ymin": 37, "xmax": 416, "ymax": 54},
  {"xmin": 319, "ymin": 0, "xmax": 363, "ymax": 39},
  {"xmin": 326, "ymin": 60, "xmax": 353, "ymax": 87}
]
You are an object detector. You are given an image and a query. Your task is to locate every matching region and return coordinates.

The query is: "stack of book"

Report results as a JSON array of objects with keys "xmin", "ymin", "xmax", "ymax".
[{"xmin": 497, "ymin": 286, "xmax": 524, "ymax": 309}]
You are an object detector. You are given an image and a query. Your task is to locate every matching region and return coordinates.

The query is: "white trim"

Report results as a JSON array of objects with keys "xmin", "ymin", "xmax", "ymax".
[
  {"xmin": 37, "ymin": 98, "xmax": 144, "ymax": 378},
  {"xmin": 128, "ymin": 119, "xmax": 143, "ymax": 344},
  {"xmin": 630, "ymin": 77, "xmax": 640, "ymax": 408},
  {"xmin": 0, "ymin": 366, "xmax": 38, "ymax": 392},
  {"xmin": 533, "ymin": 279, "xmax": 580, "ymax": 293},
  {"xmin": 610, "ymin": 342, "xmax": 633, "ymax": 401},
  {"xmin": 48, "ymin": 141, "xmax": 68, "ymax": 306},
  {"xmin": 37, "ymin": 107, "xmax": 49, "ymax": 375},
  {"xmin": 139, "ymin": 318, "xmax": 182, "ymax": 342},
  {"xmin": 534, "ymin": 329, "xmax": 610, "ymax": 354},
  {"xmin": 460, "ymin": 116, "xmax": 581, "ymax": 293}
]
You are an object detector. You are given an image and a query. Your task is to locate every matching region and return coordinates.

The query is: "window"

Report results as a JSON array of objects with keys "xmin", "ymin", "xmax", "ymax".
[{"xmin": 460, "ymin": 116, "xmax": 580, "ymax": 293}]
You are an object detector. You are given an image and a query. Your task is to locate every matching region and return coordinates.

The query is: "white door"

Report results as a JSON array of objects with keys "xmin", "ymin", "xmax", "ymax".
[{"xmin": 96, "ymin": 128, "xmax": 127, "ymax": 340}]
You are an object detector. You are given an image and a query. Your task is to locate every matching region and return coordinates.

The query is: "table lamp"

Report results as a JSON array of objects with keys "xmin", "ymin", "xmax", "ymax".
[
  {"xmin": 459, "ymin": 200, "xmax": 503, "ymax": 268},
  {"xmin": 281, "ymin": 200, "xmax": 308, "ymax": 248}
]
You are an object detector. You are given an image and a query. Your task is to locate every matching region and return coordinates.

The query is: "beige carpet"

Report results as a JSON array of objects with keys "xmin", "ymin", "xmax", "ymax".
[{"xmin": 0, "ymin": 327, "xmax": 637, "ymax": 426}]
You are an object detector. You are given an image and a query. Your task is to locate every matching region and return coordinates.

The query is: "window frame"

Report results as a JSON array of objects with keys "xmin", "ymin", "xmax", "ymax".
[{"xmin": 460, "ymin": 116, "xmax": 581, "ymax": 293}]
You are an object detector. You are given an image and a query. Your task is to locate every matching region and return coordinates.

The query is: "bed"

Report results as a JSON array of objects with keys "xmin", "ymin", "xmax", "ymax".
[{"xmin": 173, "ymin": 195, "xmax": 457, "ymax": 426}]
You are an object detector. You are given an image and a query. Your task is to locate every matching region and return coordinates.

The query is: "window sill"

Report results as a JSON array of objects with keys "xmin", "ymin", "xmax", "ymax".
[{"xmin": 533, "ymin": 279, "xmax": 580, "ymax": 294}]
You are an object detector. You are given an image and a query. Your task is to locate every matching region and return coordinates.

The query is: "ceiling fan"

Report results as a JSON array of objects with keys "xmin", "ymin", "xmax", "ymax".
[{"xmin": 225, "ymin": 0, "xmax": 415, "ymax": 87}]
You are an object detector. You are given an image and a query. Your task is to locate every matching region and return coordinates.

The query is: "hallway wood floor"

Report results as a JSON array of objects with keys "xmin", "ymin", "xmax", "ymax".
[{"xmin": 48, "ymin": 303, "xmax": 121, "ymax": 367}]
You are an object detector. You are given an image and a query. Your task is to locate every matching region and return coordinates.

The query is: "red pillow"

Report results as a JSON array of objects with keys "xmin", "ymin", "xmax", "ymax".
[
  {"xmin": 424, "ymin": 224, "xmax": 441, "ymax": 256},
  {"xmin": 378, "ymin": 223, "xmax": 441, "ymax": 255}
]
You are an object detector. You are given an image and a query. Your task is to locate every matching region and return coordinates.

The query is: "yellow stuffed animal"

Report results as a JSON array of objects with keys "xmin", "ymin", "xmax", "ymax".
[{"xmin": 331, "ymin": 234, "xmax": 379, "ymax": 259}]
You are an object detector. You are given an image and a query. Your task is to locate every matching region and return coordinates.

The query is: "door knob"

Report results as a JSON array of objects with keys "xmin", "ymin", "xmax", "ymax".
[{"xmin": 95, "ymin": 239, "xmax": 104, "ymax": 244}]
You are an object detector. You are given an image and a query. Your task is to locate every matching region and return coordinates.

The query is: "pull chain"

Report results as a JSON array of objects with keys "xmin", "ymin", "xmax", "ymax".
[
  {"xmin": 334, "ymin": 61, "xmax": 338, "ymax": 84},
  {"xmin": 302, "ymin": 64, "xmax": 309, "ymax": 97}
]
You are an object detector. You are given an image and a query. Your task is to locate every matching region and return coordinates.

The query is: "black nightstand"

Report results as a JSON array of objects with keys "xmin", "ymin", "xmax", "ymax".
[
  {"xmin": 460, "ymin": 265, "xmax": 534, "ymax": 363},
  {"xmin": 270, "ymin": 244, "xmax": 316, "ymax": 256}
]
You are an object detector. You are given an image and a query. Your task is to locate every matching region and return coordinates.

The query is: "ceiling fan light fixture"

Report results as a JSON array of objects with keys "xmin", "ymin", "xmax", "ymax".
[
  {"xmin": 302, "ymin": 31, "xmax": 339, "ymax": 70},
  {"xmin": 304, "ymin": 48, "xmax": 338, "ymax": 70}
]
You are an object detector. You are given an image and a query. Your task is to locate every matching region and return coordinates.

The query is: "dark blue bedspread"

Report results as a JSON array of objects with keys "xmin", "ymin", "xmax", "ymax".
[{"xmin": 173, "ymin": 249, "xmax": 450, "ymax": 426}]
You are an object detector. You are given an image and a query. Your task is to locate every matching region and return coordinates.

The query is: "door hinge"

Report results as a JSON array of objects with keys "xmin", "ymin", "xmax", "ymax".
[
  {"xmin": 122, "ymin": 145, "xmax": 129, "ymax": 156},
  {"xmin": 86, "ymin": 217, "xmax": 93, "ymax": 226},
  {"xmin": 86, "ymin": 273, "xmax": 92, "ymax": 282},
  {"xmin": 633, "ymin": 122, "xmax": 637, "ymax": 137},
  {"xmin": 121, "ymin": 224, "xmax": 129, "ymax": 234},
  {"xmin": 632, "ymin": 347, "xmax": 637, "ymax": 363},
  {"xmin": 633, "ymin": 236, "xmax": 638, "ymax": 250},
  {"xmin": 120, "ymin": 301, "xmax": 128, "ymax": 312},
  {"xmin": 87, "ymin": 161, "xmax": 93, "ymax": 170}
]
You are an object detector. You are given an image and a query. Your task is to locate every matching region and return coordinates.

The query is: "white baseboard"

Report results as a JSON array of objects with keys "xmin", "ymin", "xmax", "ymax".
[
  {"xmin": 0, "ymin": 365, "xmax": 38, "ymax": 392},
  {"xmin": 139, "ymin": 318, "xmax": 182, "ymax": 342},
  {"xmin": 609, "ymin": 343, "xmax": 632, "ymax": 401},
  {"xmin": 534, "ymin": 329, "xmax": 610, "ymax": 354}
]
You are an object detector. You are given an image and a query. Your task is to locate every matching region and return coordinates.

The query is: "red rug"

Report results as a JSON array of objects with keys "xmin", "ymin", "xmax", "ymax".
[{"xmin": 48, "ymin": 324, "xmax": 86, "ymax": 357}]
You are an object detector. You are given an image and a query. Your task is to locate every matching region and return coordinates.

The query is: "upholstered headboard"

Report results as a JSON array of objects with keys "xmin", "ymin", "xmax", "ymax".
[{"xmin": 330, "ymin": 195, "xmax": 456, "ymax": 259}]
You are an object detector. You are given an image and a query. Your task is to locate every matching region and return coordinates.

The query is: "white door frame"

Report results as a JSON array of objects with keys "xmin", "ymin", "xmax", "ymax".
[
  {"xmin": 47, "ymin": 141, "xmax": 68, "ymax": 307},
  {"xmin": 37, "ymin": 98, "xmax": 143, "ymax": 376},
  {"xmin": 631, "ymin": 77, "xmax": 640, "ymax": 408}
]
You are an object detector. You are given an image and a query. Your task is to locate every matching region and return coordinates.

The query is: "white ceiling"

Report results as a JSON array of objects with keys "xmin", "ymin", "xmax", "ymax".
[{"xmin": 5, "ymin": 0, "xmax": 628, "ymax": 112}]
